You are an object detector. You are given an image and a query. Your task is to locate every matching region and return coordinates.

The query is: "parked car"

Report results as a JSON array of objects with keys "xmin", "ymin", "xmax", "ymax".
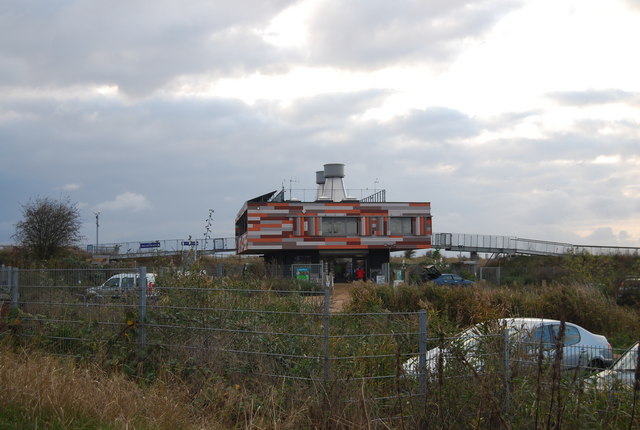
[
  {"xmin": 616, "ymin": 277, "xmax": 640, "ymax": 306},
  {"xmin": 432, "ymin": 273, "xmax": 475, "ymax": 286},
  {"xmin": 86, "ymin": 272, "xmax": 157, "ymax": 300},
  {"xmin": 587, "ymin": 342, "xmax": 639, "ymax": 391},
  {"xmin": 404, "ymin": 317, "xmax": 613, "ymax": 377},
  {"xmin": 418, "ymin": 265, "xmax": 474, "ymax": 286}
]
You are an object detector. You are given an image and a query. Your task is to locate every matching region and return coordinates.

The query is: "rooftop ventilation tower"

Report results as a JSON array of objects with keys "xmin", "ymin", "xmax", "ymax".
[
  {"xmin": 316, "ymin": 163, "xmax": 347, "ymax": 202},
  {"xmin": 315, "ymin": 170, "xmax": 326, "ymax": 200}
]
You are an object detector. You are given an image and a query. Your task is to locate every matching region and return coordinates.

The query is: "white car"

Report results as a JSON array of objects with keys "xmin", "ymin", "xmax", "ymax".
[
  {"xmin": 86, "ymin": 272, "xmax": 157, "ymax": 299},
  {"xmin": 404, "ymin": 317, "xmax": 613, "ymax": 377},
  {"xmin": 587, "ymin": 342, "xmax": 639, "ymax": 391}
]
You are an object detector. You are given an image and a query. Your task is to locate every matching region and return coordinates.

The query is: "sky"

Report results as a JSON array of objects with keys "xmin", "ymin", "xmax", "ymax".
[{"xmin": 1, "ymin": 0, "xmax": 639, "ymax": 250}]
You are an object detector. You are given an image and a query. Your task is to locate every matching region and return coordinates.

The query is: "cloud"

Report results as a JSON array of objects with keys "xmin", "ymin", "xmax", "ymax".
[
  {"xmin": 624, "ymin": 0, "xmax": 640, "ymax": 11},
  {"xmin": 584, "ymin": 227, "xmax": 617, "ymax": 244},
  {"xmin": 60, "ymin": 183, "xmax": 82, "ymax": 191},
  {"xmin": 306, "ymin": 0, "xmax": 522, "ymax": 68},
  {"xmin": 393, "ymin": 107, "xmax": 480, "ymax": 142},
  {"xmin": 547, "ymin": 89, "xmax": 638, "ymax": 106},
  {"xmin": 96, "ymin": 192, "xmax": 152, "ymax": 212},
  {"xmin": 1, "ymin": 0, "xmax": 640, "ymax": 250},
  {"xmin": 276, "ymin": 90, "xmax": 391, "ymax": 127},
  {"xmin": 0, "ymin": 0, "xmax": 298, "ymax": 97}
]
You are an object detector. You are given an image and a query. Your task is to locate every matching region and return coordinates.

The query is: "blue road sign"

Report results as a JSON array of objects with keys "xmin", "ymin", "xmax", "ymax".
[{"xmin": 140, "ymin": 241, "xmax": 161, "ymax": 249}]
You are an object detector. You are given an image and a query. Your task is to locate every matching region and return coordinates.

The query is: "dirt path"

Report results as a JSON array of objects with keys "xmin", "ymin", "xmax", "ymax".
[
  {"xmin": 329, "ymin": 282, "xmax": 352, "ymax": 312},
  {"xmin": 304, "ymin": 282, "xmax": 353, "ymax": 312}
]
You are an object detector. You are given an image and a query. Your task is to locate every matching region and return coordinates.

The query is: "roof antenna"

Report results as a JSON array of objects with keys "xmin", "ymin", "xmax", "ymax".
[{"xmin": 286, "ymin": 177, "xmax": 298, "ymax": 200}]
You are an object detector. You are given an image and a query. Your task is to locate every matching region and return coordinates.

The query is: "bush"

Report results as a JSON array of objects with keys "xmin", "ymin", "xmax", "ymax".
[{"xmin": 345, "ymin": 281, "xmax": 640, "ymax": 347}]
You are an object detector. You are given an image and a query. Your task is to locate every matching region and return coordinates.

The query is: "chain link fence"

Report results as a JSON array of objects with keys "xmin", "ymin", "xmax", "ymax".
[{"xmin": 1, "ymin": 266, "xmax": 639, "ymax": 427}]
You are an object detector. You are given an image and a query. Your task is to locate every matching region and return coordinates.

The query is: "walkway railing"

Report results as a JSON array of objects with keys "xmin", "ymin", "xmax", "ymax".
[
  {"xmin": 78, "ymin": 232, "xmax": 640, "ymax": 259},
  {"xmin": 85, "ymin": 237, "xmax": 236, "ymax": 259},
  {"xmin": 433, "ymin": 233, "xmax": 640, "ymax": 256}
]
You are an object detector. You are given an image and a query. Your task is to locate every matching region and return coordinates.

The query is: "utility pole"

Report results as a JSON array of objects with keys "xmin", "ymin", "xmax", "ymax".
[{"xmin": 94, "ymin": 211, "xmax": 101, "ymax": 253}]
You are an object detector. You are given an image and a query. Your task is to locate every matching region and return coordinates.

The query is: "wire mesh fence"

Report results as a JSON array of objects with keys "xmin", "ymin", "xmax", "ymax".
[{"xmin": 1, "ymin": 266, "xmax": 639, "ymax": 427}]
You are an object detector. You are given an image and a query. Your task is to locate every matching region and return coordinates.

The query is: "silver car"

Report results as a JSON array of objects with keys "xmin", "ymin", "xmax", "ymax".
[
  {"xmin": 86, "ymin": 272, "xmax": 157, "ymax": 300},
  {"xmin": 588, "ymin": 342, "xmax": 640, "ymax": 391},
  {"xmin": 404, "ymin": 317, "xmax": 613, "ymax": 377}
]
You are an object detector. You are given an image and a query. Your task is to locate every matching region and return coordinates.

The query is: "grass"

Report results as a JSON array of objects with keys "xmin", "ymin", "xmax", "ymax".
[
  {"xmin": 2, "ymin": 339, "xmax": 639, "ymax": 429},
  {"xmin": 0, "ymin": 343, "xmax": 380, "ymax": 429},
  {"xmin": 0, "ymin": 346, "xmax": 201, "ymax": 429},
  {"xmin": 4, "ymin": 263, "xmax": 640, "ymax": 428},
  {"xmin": 346, "ymin": 281, "xmax": 640, "ymax": 348}
]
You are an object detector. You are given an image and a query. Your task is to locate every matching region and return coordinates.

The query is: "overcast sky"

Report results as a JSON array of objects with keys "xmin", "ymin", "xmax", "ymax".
[{"xmin": 1, "ymin": 0, "xmax": 639, "ymax": 250}]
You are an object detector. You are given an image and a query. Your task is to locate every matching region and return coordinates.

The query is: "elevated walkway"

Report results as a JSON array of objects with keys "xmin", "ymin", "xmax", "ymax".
[
  {"xmin": 86, "ymin": 237, "xmax": 236, "ymax": 260},
  {"xmin": 433, "ymin": 233, "xmax": 640, "ymax": 257},
  {"xmin": 85, "ymin": 233, "xmax": 640, "ymax": 260}
]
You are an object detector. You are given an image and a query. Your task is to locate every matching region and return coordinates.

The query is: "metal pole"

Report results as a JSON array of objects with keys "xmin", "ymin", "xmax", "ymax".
[
  {"xmin": 10, "ymin": 267, "xmax": 19, "ymax": 310},
  {"xmin": 323, "ymin": 283, "xmax": 331, "ymax": 383},
  {"xmin": 94, "ymin": 211, "xmax": 100, "ymax": 253},
  {"xmin": 503, "ymin": 328, "xmax": 511, "ymax": 415},
  {"xmin": 138, "ymin": 266, "xmax": 147, "ymax": 350},
  {"xmin": 419, "ymin": 309, "xmax": 427, "ymax": 397}
]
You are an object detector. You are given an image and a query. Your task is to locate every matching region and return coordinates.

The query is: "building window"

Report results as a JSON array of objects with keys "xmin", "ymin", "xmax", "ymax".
[
  {"xmin": 322, "ymin": 217, "xmax": 358, "ymax": 236},
  {"xmin": 390, "ymin": 217, "xmax": 413, "ymax": 235},
  {"xmin": 235, "ymin": 211, "xmax": 248, "ymax": 236}
]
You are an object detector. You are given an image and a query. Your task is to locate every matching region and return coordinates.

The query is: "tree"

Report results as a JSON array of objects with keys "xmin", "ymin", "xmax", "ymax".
[{"xmin": 13, "ymin": 197, "xmax": 83, "ymax": 260}]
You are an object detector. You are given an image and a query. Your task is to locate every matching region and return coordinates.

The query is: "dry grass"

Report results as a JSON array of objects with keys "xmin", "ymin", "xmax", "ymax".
[
  {"xmin": 5, "ymin": 270, "xmax": 640, "ymax": 428},
  {"xmin": 0, "ymin": 346, "xmax": 209, "ymax": 429},
  {"xmin": 347, "ymin": 281, "xmax": 640, "ymax": 346},
  {"xmin": 0, "ymin": 345, "xmax": 367, "ymax": 429}
]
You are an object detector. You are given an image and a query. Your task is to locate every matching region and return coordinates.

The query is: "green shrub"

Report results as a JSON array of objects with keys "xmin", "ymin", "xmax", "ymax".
[{"xmin": 344, "ymin": 281, "xmax": 640, "ymax": 347}]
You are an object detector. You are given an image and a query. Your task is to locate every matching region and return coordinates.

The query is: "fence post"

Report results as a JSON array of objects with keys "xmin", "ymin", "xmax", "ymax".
[
  {"xmin": 323, "ymin": 284, "xmax": 330, "ymax": 383},
  {"xmin": 503, "ymin": 328, "xmax": 511, "ymax": 416},
  {"xmin": 418, "ymin": 309, "xmax": 427, "ymax": 397},
  {"xmin": 10, "ymin": 267, "xmax": 19, "ymax": 310},
  {"xmin": 138, "ymin": 266, "xmax": 147, "ymax": 350}
]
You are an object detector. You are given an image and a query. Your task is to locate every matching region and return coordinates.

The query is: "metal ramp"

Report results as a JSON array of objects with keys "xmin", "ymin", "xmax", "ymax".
[
  {"xmin": 85, "ymin": 233, "xmax": 640, "ymax": 260},
  {"xmin": 433, "ymin": 233, "xmax": 640, "ymax": 257},
  {"xmin": 87, "ymin": 237, "xmax": 237, "ymax": 260}
]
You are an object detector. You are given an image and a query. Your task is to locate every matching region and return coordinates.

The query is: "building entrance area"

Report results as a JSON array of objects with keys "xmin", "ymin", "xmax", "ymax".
[{"xmin": 324, "ymin": 257, "xmax": 368, "ymax": 283}]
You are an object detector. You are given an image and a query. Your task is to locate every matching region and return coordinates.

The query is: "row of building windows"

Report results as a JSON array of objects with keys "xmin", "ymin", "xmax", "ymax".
[
  {"xmin": 322, "ymin": 217, "xmax": 359, "ymax": 236},
  {"xmin": 321, "ymin": 217, "xmax": 418, "ymax": 236},
  {"xmin": 236, "ymin": 212, "xmax": 429, "ymax": 237}
]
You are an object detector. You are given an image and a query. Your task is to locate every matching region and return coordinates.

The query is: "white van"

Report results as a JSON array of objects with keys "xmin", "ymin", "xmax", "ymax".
[{"xmin": 86, "ymin": 272, "xmax": 156, "ymax": 299}]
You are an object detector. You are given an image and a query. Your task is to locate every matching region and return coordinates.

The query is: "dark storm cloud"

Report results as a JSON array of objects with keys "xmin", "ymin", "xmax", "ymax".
[
  {"xmin": 0, "ymin": 0, "xmax": 297, "ymax": 96},
  {"xmin": 306, "ymin": 0, "xmax": 522, "ymax": 68}
]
